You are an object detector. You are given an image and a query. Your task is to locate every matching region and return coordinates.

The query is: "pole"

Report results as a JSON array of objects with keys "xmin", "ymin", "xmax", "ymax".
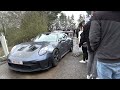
[{"xmin": 1, "ymin": 33, "xmax": 9, "ymax": 57}]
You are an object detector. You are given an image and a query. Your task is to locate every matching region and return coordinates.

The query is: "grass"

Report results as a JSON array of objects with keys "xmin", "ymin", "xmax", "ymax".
[
  {"xmin": 0, "ymin": 48, "xmax": 4, "ymax": 57},
  {"xmin": 0, "ymin": 46, "xmax": 13, "ymax": 62}
]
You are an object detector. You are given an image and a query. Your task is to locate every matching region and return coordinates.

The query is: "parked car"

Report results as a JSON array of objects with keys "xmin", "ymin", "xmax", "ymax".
[{"xmin": 7, "ymin": 32, "xmax": 73, "ymax": 72}]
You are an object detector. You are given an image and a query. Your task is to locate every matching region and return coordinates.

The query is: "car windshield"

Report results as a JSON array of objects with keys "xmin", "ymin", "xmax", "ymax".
[{"xmin": 33, "ymin": 34, "xmax": 58, "ymax": 42}]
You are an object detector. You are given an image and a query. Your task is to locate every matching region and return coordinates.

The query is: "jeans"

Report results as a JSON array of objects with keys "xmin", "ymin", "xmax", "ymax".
[{"xmin": 97, "ymin": 60, "xmax": 120, "ymax": 79}]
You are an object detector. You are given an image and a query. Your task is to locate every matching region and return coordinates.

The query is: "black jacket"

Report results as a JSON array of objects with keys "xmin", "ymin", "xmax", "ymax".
[
  {"xmin": 83, "ymin": 20, "xmax": 94, "ymax": 52},
  {"xmin": 79, "ymin": 20, "xmax": 93, "ymax": 52},
  {"xmin": 79, "ymin": 32, "xmax": 85, "ymax": 47},
  {"xmin": 89, "ymin": 11, "xmax": 120, "ymax": 62}
]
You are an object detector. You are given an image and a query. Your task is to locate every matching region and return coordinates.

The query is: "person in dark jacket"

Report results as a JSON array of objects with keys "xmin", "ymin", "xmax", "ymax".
[
  {"xmin": 79, "ymin": 32, "xmax": 88, "ymax": 63},
  {"xmin": 79, "ymin": 22, "xmax": 83, "ymax": 31},
  {"xmin": 76, "ymin": 28, "xmax": 79, "ymax": 38},
  {"xmin": 78, "ymin": 16, "xmax": 97, "ymax": 79},
  {"xmin": 77, "ymin": 21, "xmax": 85, "ymax": 38},
  {"xmin": 89, "ymin": 11, "xmax": 120, "ymax": 79},
  {"xmin": 73, "ymin": 29, "xmax": 76, "ymax": 37}
]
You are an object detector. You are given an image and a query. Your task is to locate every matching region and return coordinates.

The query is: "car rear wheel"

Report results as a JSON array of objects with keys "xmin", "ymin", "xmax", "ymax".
[{"xmin": 52, "ymin": 49, "xmax": 60, "ymax": 67}]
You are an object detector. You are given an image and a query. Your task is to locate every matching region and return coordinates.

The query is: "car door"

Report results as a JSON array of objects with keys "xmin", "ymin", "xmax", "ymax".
[
  {"xmin": 58, "ymin": 34, "xmax": 67, "ymax": 56},
  {"xmin": 60, "ymin": 34, "xmax": 68, "ymax": 55},
  {"xmin": 62, "ymin": 34, "xmax": 69, "ymax": 53}
]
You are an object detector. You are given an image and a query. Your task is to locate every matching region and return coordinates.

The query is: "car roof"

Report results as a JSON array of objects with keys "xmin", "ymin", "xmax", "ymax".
[
  {"xmin": 53, "ymin": 30, "xmax": 64, "ymax": 33},
  {"xmin": 43, "ymin": 31, "xmax": 65, "ymax": 35},
  {"xmin": 42, "ymin": 32, "xmax": 66, "ymax": 39}
]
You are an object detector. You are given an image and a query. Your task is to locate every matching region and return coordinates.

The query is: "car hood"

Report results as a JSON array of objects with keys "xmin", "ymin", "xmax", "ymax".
[
  {"xmin": 10, "ymin": 42, "xmax": 50, "ymax": 57},
  {"xmin": 9, "ymin": 42, "xmax": 58, "ymax": 60}
]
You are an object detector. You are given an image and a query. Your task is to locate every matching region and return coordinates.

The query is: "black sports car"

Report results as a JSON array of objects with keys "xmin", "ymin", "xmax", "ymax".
[{"xmin": 7, "ymin": 32, "xmax": 73, "ymax": 72}]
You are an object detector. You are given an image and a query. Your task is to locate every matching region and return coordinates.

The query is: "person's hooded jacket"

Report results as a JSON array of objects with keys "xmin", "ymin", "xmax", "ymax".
[
  {"xmin": 79, "ymin": 19, "xmax": 93, "ymax": 52},
  {"xmin": 89, "ymin": 11, "xmax": 120, "ymax": 63}
]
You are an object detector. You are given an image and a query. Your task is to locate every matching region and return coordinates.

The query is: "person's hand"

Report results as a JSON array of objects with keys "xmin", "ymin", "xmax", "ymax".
[{"xmin": 79, "ymin": 44, "xmax": 81, "ymax": 47}]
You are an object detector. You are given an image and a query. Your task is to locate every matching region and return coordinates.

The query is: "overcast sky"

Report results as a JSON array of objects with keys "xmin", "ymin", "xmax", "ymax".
[{"xmin": 62, "ymin": 11, "xmax": 87, "ymax": 25}]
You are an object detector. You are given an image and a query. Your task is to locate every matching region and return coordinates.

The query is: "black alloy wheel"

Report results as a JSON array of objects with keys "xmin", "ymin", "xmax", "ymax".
[{"xmin": 52, "ymin": 49, "xmax": 60, "ymax": 67}]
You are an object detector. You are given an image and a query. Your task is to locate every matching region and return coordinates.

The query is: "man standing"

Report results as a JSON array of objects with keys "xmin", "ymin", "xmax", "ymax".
[
  {"xmin": 82, "ymin": 19, "xmax": 96, "ymax": 79},
  {"xmin": 89, "ymin": 11, "xmax": 120, "ymax": 79},
  {"xmin": 79, "ymin": 17, "xmax": 97, "ymax": 79}
]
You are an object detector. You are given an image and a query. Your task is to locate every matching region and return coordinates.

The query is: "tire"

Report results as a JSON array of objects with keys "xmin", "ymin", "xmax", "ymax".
[
  {"xmin": 52, "ymin": 49, "xmax": 60, "ymax": 67},
  {"xmin": 70, "ymin": 45, "xmax": 73, "ymax": 52}
]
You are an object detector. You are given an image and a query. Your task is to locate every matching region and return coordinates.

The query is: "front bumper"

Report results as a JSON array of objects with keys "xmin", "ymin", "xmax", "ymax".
[{"xmin": 7, "ymin": 57, "xmax": 53, "ymax": 72}]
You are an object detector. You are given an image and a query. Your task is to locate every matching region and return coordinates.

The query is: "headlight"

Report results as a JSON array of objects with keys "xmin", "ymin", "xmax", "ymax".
[
  {"xmin": 38, "ymin": 47, "xmax": 48, "ymax": 56},
  {"xmin": 10, "ymin": 46, "xmax": 17, "ymax": 53}
]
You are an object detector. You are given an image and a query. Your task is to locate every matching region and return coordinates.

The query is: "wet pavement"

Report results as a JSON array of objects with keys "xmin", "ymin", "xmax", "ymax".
[{"xmin": 0, "ymin": 37, "xmax": 87, "ymax": 79}]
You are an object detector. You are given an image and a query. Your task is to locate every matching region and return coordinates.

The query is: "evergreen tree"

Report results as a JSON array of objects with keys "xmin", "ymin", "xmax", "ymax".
[{"xmin": 77, "ymin": 14, "xmax": 84, "ymax": 24}]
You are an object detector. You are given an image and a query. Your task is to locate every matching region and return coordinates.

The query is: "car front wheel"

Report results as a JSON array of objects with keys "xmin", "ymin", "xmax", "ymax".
[{"xmin": 52, "ymin": 49, "xmax": 60, "ymax": 67}]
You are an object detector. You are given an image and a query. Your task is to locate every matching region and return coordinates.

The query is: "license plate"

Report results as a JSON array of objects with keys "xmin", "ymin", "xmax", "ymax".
[{"xmin": 11, "ymin": 60, "xmax": 23, "ymax": 65}]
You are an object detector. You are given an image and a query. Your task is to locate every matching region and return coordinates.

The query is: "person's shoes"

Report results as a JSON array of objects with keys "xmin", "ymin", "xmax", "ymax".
[
  {"xmin": 79, "ymin": 60, "xmax": 86, "ymax": 63},
  {"xmin": 96, "ymin": 77, "xmax": 99, "ymax": 79},
  {"xmin": 86, "ymin": 60, "xmax": 88, "ymax": 63},
  {"xmin": 87, "ymin": 74, "xmax": 92, "ymax": 79}
]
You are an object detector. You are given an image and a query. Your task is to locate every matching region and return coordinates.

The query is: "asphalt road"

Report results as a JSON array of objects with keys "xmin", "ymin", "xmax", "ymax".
[{"xmin": 0, "ymin": 37, "xmax": 87, "ymax": 79}]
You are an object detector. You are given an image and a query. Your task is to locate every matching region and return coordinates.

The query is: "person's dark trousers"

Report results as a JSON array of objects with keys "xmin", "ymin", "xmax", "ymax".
[
  {"xmin": 73, "ymin": 30, "xmax": 75, "ymax": 37},
  {"xmin": 82, "ymin": 46, "xmax": 88, "ymax": 61},
  {"xmin": 76, "ymin": 32, "xmax": 78, "ymax": 38}
]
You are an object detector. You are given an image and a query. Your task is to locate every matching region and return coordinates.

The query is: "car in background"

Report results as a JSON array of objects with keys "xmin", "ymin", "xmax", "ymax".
[{"xmin": 7, "ymin": 32, "xmax": 73, "ymax": 72}]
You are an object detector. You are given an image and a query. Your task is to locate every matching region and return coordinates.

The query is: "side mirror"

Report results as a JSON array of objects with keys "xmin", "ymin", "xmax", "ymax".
[
  {"xmin": 58, "ymin": 38, "xmax": 65, "ymax": 43},
  {"xmin": 58, "ymin": 39, "xmax": 61, "ymax": 43}
]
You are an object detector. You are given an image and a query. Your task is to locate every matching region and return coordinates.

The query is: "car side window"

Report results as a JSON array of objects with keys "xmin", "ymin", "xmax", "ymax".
[
  {"xmin": 58, "ymin": 34, "xmax": 63, "ymax": 41},
  {"xmin": 58, "ymin": 33, "xmax": 67, "ymax": 42},
  {"xmin": 63, "ymin": 34, "xmax": 67, "ymax": 40}
]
